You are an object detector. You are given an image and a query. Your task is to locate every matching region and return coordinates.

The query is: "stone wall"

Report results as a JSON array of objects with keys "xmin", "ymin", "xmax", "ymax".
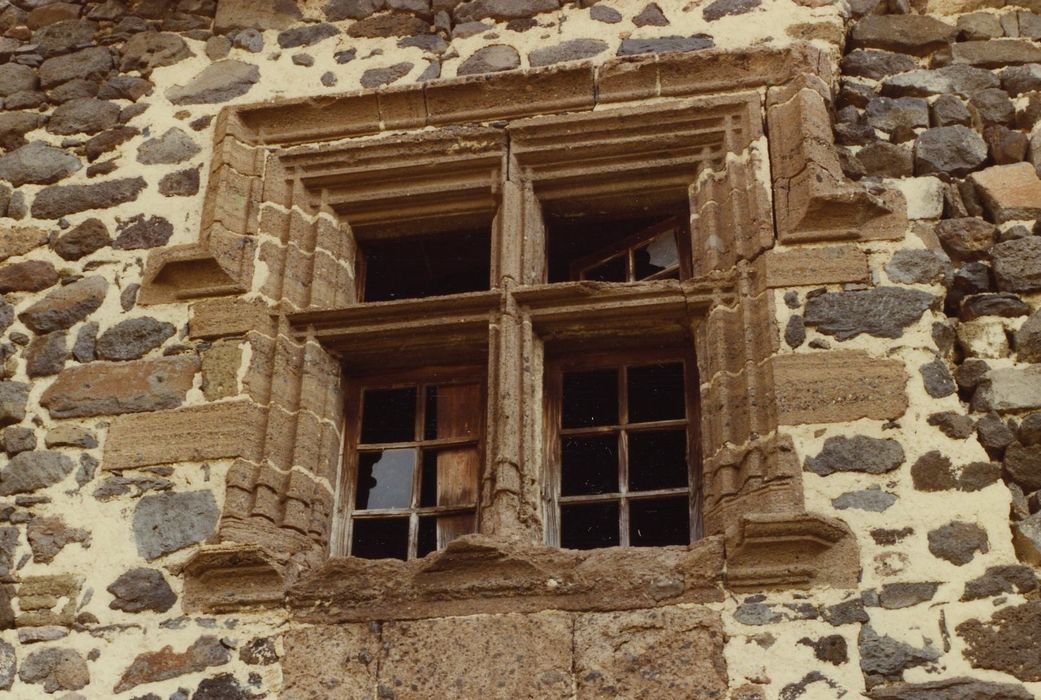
[{"xmin": 0, "ymin": 0, "xmax": 1038, "ymax": 698}]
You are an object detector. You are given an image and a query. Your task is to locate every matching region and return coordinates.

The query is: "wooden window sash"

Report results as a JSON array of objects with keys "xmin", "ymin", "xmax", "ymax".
[{"xmin": 569, "ymin": 216, "xmax": 693, "ymax": 283}]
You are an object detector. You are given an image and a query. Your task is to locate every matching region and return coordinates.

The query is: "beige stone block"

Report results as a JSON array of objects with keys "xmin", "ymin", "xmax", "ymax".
[
  {"xmin": 773, "ymin": 351, "xmax": 908, "ymax": 424},
  {"xmin": 574, "ymin": 606, "xmax": 727, "ymax": 699},
  {"xmin": 103, "ymin": 400, "xmax": 264, "ymax": 471},
  {"xmin": 379, "ymin": 612, "xmax": 573, "ymax": 699},
  {"xmin": 281, "ymin": 624, "xmax": 380, "ymax": 700},
  {"xmin": 0, "ymin": 226, "xmax": 47, "ymax": 263},
  {"xmin": 764, "ymin": 245, "xmax": 870, "ymax": 288},
  {"xmin": 969, "ymin": 163, "xmax": 1041, "ymax": 224},
  {"xmin": 201, "ymin": 340, "xmax": 242, "ymax": 401},
  {"xmin": 189, "ymin": 297, "xmax": 274, "ymax": 340},
  {"xmin": 957, "ymin": 318, "xmax": 1010, "ymax": 359}
]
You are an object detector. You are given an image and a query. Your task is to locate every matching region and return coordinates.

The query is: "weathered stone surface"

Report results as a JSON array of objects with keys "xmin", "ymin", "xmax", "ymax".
[
  {"xmin": 960, "ymin": 293, "xmax": 1029, "ymax": 320},
  {"xmin": 0, "ymin": 260, "xmax": 59, "ymax": 294},
  {"xmin": 984, "ymin": 125, "xmax": 1028, "ymax": 165},
  {"xmin": 920, "ymin": 358, "xmax": 956, "ymax": 398},
  {"xmin": 2, "ymin": 425, "xmax": 36, "ymax": 455},
  {"xmin": 46, "ymin": 98, "xmax": 120, "ymax": 136},
  {"xmin": 850, "ymin": 15, "xmax": 956, "ymax": 55},
  {"xmin": 19, "ymin": 647, "xmax": 88, "ymax": 693},
  {"xmin": 133, "ymin": 491, "xmax": 219, "ymax": 560},
  {"xmin": 590, "ymin": 5, "xmax": 622, "ymax": 22},
  {"xmin": 1018, "ymin": 311, "xmax": 1041, "ymax": 362},
  {"xmin": 928, "ymin": 412, "xmax": 975, "ymax": 439},
  {"xmin": 31, "ymin": 177, "xmax": 146, "ymax": 219},
  {"xmin": 805, "ymin": 436, "xmax": 905, "ymax": 476},
  {"xmin": 0, "ymin": 141, "xmax": 80, "ymax": 186},
  {"xmin": 528, "ymin": 39, "xmax": 608, "ymax": 67},
  {"xmin": 214, "ymin": 0, "xmax": 302, "ymax": 32},
  {"xmin": 927, "ymin": 521, "xmax": 988, "ymax": 565},
  {"xmin": 914, "ymin": 126, "xmax": 987, "ymax": 177},
  {"xmin": 869, "ymin": 677, "xmax": 1032, "ymax": 700},
  {"xmin": 347, "ymin": 12, "xmax": 430, "ymax": 37},
  {"xmin": 25, "ymin": 331, "xmax": 67, "ymax": 378},
  {"xmin": 958, "ymin": 601, "xmax": 1041, "ymax": 681},
  {"xmin": 33, "ymin": 18, "xmax": 97, "ymax": 57},
  {"xmin": 879, "ymin": 582, "xmax": 939, "ymax": 609},
  {"xmin": 832, "ymin": 487, "xmax": 897, "ymax": 512},
  {"xmin": 0, "ymin": 227, "xmax": 47, "ymax": 263},
  {"xmin": 120, "ymin": 31, "xmax": 191, "ymax": 74},
  {"xmin": 935, "ymin": 217, "xmax": 997, "ymax": 261},
  {"xmin": 18, "ymin": 276, "xmax": 107, "ymax": 334},
  {"xmin": 0, "ymin": 382, "xmax": 28, "ymax": 426},
  {"xmin": 0, "ymin": 451, "xmax": 74, "ymax": 495},
  {"xmin": 952, "ymin": 39, "xmax": 1041, "ymax": 68},
  {"xmin": 1004, "ymin": 441, "xmax": 1041, "ymax": 491},
  {"xmin": 804, "ymin": 288, "xmax": 934, "ymax": 340},
  {"xmin": 166, "ymin": 60, "xmax": 260, "ymax": 105},
  {"xmin": 278, "ymin": 22, "xmax": 338, "ymax": 49},
  {"xmin": 0, "ymin": 638, "xmax": 12, "ymax": 691},
  {"xmin": 974, "ymin": 366, "xmax": 1041, "ymax": 413},
  {"xmin": 882, "ymin": 65, "xmax": 999, "ymax": 98},
  {"xmin": 95, "ymin": 318, "xmax": 175, "ymax": 362},
  {"xmin": 458, "ymin": 45, "xmax": 520, "ymax": 76},
  {"xmin": 841, "ymin": 50, "xmax": 918, "ymax": 81},
  {"xmin": 359, "ymin": 62, "xmax": 413, "ymax": 88},
  {"xmin": 991, "ymin": 236, "xmax": 1041, "ymax": 293},
  {"xmin": 1001, "ymin": 64, "xmax": 1041, "ymax": 96},
  {"xmin": 0, "ymin": 63, "xmax": 37, "ymax": 97},
  {"xmin": 41, "ymin": 356, "xmax": 198, "ymax": 419},
  {"xmin": 575, "ymin": 607, "xmax": 727, "ymax": 698},
  {"xmin": 27, "ymin": 516, "xmax": 89, "ymax": 563},
  {"xmin": 911, "ymin": 451, "xmax": 956, "ymax": 491},
  {"xmin": 113, "ymin": 215, "xmax": 173, "ymax": 250},
  {"xmin": 859, "ymin": 625, "xmax": 939, "ymax": 681},
  {"xmin": 324, "ymin": 0, "xmax": 382, "ymax": 21},
  {"xmin": 884, "ymin": 249, "xmax": 948, "ymax": 284},
  {"xmin": 867, "ymin": 97, "xmax": 929, "ymax": 134},
  {"xmin": 380, "ymin": 612, "xmax": 573, "ymax": 698},
  {"xmin": 83, "ymin": 126, "xmax": 139, "ymax": 162},
  {"xmin": 856, "ymin": 141, "xmax": 913, "ymax": 178},
  {"xmin": 971, "ymin": 164, "xmax": 1041, "ymax": 225},
  {"xmin": 115, "ymin": 635, "xmax": 228, "ymax": 692},
  {"xmin": 702, "ymin": 0, "xmax": 760, "ymax": 20},
  {"xmin": 239, "ymin": 637, "xmax": 278, "ymax": 666},
  {"xmin": 455, "ymin": 0, "xmax": 560, "ymax": 22},
  {"xmin": 136, "ymin": 128, "xmax": 199, "ymax": 165},
  {"xmin": 774, "ymin": 352, "xmax": 908, "ymax": 424},
  {"xmin": 52, "ymin": 218, "xmax": 110, "ymax": 261},
  {"xmin": 617, "ymin": 34, "xmax": 714, "ymax": 56},
  {"xmin": 963, "ymin": 565, "xmax": 1038, "ymax": 601},
  {"xmin": 930, "ymin": 95, "xmax": 971, "ymax": 127},
  {"xmin": 193, "ymin": 673, "xmax": 252, "ymax": 699},
  {"xmin": 108, "ymin": 566, "xmax": 176, "ymax": 612},
  {"xmin": 971, "ymin": 89, "xmax": 1015, "ymax": 126},
  {"xmin": 44, "ymin": 424, "xmax": 96, "ymax": 449},
  {"xmin": 158, "ymin": 167, "xmax": 200, "ymax": 197},
  {"xmin": 39, "ymin": 46, "xmax": 112, "ymax": 89},
  {"xmin": 282, "ymin": 624, "xmax": 378, "ymax": 698},
  {"xmin": 72, "ymin": 322, "xmax": 97, "ymax": 363}
]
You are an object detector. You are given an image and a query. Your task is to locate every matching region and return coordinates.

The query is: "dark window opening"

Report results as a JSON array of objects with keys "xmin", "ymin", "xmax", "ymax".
[
  {"xmin": 545, "ymin": 208, "xmax": 691, "ymax": 284},
  {"xmin": 348, "ymin": 376, "xmax": 482, "ymax": 560},
  {"xmin": 359, "ymin": 228, "xmax": 491, "ymax": 302},
  {"xmin": 551, "ymin": 357, "xmax": 697, "ymax": 550}
]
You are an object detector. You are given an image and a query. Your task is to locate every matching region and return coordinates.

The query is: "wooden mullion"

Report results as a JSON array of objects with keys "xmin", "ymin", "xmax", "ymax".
[
  {"xmin": 685, "ymin": 343, "xmax": 704, "ymax": 542},
  {"xmin": 357, "ymin": 436, "xmax": 480, "ymax": 451},
  {"xmin": 561, "ymin": 418, "xmax": 688, "ymax": 436},
  {"xmin": 354, "ymin": 504, "xmax": 476, "ymax": 518},
  {"xmin": 543, "ymin": 366, "xmax": 563, "ymax": 546},
  {"xmin": 618, "ymin": 367, "xmax": 629, "ymax": 546}
]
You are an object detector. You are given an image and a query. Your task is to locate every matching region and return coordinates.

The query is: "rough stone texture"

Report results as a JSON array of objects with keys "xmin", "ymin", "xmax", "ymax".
[
  {"xmin": 0, "ymin": 260, "xmax": 59, "ymax": 294},
  {"xmin": 884, "ymin": 250, "xmax": 948, "ymax": 284},
  {"xmin": 850, "ymin": 15, "xmax": 956, "ymax": 55},
  {"xmin": 617, "ymin": 34, "xmax": 714, "ymax": 56},
  {"xmin": 991, "ymin": 237, "xmax": 1041, "ymax": 293},
  {"xmin": 281, "ymin": 625, "xmax": 378, "ymax": 698},
  {"xmin": 113, "ymin": 215, "xmax": 174, "ymax": 250},
  {"xmin": 859, "ymin": 625, "xmax": 939, "ymax": 682},
  {"xmin": 166, "ymin": 60, "xmax": 260, "ymax": 105},
  {"xmin": 0, "ymin": 141, "xmax": 80, "ymax": 186},
  {"xmin": 95, "ymin": 318, "xmax": 176, "ymax": 361},
  {"xmin": 957, "ymin": 601, "xmax": 1041, "ymax": 682},
  {"xmin": 136, "ymin": 128, "xmax": 200, "ymax": 165},
  {"xmin": 18, "ymin": 276, "xmax": 108, "ymax": 334},
  {"xmin": 920, "ymin": 358, "xmax": 956, "ymax": 398},
  {"xmin": 115, "ymin": 636, "xmax": 229, "ymax": 693},
  {"xmin": 962, "ymin": 565, "xmax": 1038, "ymax": 601},
  {"xmin": 804, "ymin": 288, "xmax": 934, "ymax": 340},
  {"xmin": 46, "ymin": 98, "xmax": 120, "ymax": 136},
  {"xmin": 878, "ymin": 582, "xmax": 938, "ymax": 609},
  {"xmin": 52, "ymin": 218, "xmax": 110, "ymax": 261},
  {"xmin": 0, "ymin": 382, "xmax": 28, "ymax": 426},
  {"xmin": 31, "ymin": 177, "xmax": 146, "ymax": 219},
  {"xmin": 40, "ymin": 356, "xmax": 198, "ymax": 419},
  {"xmin": 869, "ymin": 677, "xmax": 1033, "ymax": 700},
  {"xmin": 703, "ymin": 0, "xmax": 761, "ymax": 20},
  {"xmin": 805, "ymin": 436, "xmax": 905, "ymax": 476},
  {"xmin": 927, "ymin": 521, "xmax": 989, "ymax": 565},
  {"xmin": 832, "ymin": 487, "xmax": 897, "ymax": 512},
  {"xmin": 970, "ymin": 164, "xmax": 1041, "ymax": 224},
  {"xmin": 0, "ymin": 451, "xmax": 74, "ymax": 495},
  {"xmin": 457, "ymin": 45, "xmax": 520, "ymax": 75},
  {"xmin": 25, "ymin": 331, "xmax": 68, "ymax": 378},
  {"xmin": 18, "ymin": 647, "xmax": 88, "ymax": 693},
  {"xmin": 132, "ymin": 491, "xmax": 219, "ymax": 560},
  {"xmin": 974, "ymin": 366, "xmax": 1041, "ymax": 413},
  {"xmin": 529, "ymin": 39, "xmax": 608, "ymax": 67},
  {"xmin": 882, "ymin": 65, "xmax": 999, "ymax": 98},
  {"xmin": 0, "ymin": 227, "xmax": 47, "ymax": 263},
  {"xmin": 914, "ymin": 126, "xmax": 988, "ymax": 176},
  {"xmin": 27, "ymin": 516, "xmax": 89, "ymax": 563}
]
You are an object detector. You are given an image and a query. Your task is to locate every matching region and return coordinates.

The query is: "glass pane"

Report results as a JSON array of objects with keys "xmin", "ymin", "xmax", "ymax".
[
  {"xmin": 585, "ymin": 254, "xmax": 627, "ymax": 282},
  {"xmin": 561, "ymin": 434, "xmax": 618, "ymax": 496},
  {"xmin": 418, "ymin": 513, "xmax": 475, "ymax": 558},
  {"xmin": 419, "ymin": 447, "xmax": 478, "ymax": 508},
  {"xmin": 355, "ymin": 449, "xmax": 416, "ymax": 510},
  {"xmin": 361, "ymin": 387, "xmax": 416, "ymax": 444},
  {"xmin": 351, "ymin": 518, "xmax": 409, "ymax": 560},
  {"xmin": 561, "ymin": 501, "xmax": 619, "ymax": 550},
  {"xmin": 628, "ymin": 363, "xmax": 686, "ymax": 424},
  {"xmin": 628, "ymin": 429, "xmax": 688, "ymax": 492},
  {"xmin": 633, "ymin": 231, "xmax": 679, "ymax": 280},
  {"xmin": 630, "ymin": 497, "xmax": 689, "ymax": 547},
  {"xmin": 424, "ymin": 383, "xmax": 481, "ymax": 440},
  {"xmin": 562, "ymin": 369, "xmax": 618, "ymax": 428}
]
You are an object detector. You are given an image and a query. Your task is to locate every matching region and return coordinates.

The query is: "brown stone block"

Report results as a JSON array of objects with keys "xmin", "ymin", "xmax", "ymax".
[
  {"xmin": 772, "ymin": 351, "xmax": 908, "ymax": 425},
  {"xmin": 211, "ymin": 133, "xmax": 263, "ymax": 178},
  {"xmin": 426, "ymin": 65, "xmax": 595, "ymax": 125},
  {"xmin": 243, "ymin": 330, "xmax": 275, "ymax": 405},
  {"xmin": 203, "ymin": 165, "xmax": 260, "ymax": 238},
  {"xmin": 201, "ymin": 340, "xmax": 242, "ymax": 401},
  {"xmin": 764, "ymin": 245, "xmax": 871, "ymax": 288},
  {"xmin": 380, "ymin": 612, "xmax": 574, "ymax": 699},
  {"xmin": 309, "ymin": 250, "xmax": 355, "ymax": 309},
  {"xmin": 16, "ymin": 574, "xmax": 80, "ymax": 627},
  {"xmin": 282, "ymin": 497, "xmax": 311, "ymax": 535},
  {"xmin": 282, "ymin": 624, "xmax": 379, "ymax": 699},
  {"xmin": 969, "ymin": 162, "xmax": 1041, "ymax": 224},
  {"xmin": 257, "ymin": 203, "xmax": 290, "ymax": 242},
  {"xmin": 574, "ymin": 607, "xmax": 727, "ymax": 699},
  {"xmin": 259, "ymin": 155, "xmax": 292, "ymax": 209},
  {"xmin": 256, "ymin": 240, "xmax": 288, "ymax": 303},
  {"xmin": 378, "ymin": 85, "xmax": 427, "ymax": 130},
  {"xmin": 103, "ymin": 400, "xmax": 265, "ymax": 471},
  {"xmin": 236, "ymin": 92, "xmax": 381, "ymax": 147},
  {"xmin": 189, "ymin": 297, "xmax": 274, "ymax": 340},
  {"xmin": 262, "ymin": 405, "xmax": 298, "ymax": 471},
  {"xmin": 41, "ymin": 356, "xmax": 199, "ymax": 419}
]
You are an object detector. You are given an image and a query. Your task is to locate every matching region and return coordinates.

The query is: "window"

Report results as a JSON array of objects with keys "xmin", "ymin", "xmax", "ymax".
[
  {"xmin": 566, "ymin": 216, "xmax": 690, "ymax": 283},
  {"xmin": 545, "ymin": 350, "xmax": 701, "ymax": 550},
  {"xmin": 341, "ymin": 367, "xmax": 484, "ymax": 560}
]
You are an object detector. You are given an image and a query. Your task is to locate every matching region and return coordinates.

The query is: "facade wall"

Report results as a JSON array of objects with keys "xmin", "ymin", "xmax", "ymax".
[{"xmin": 0, "ymin": 0, "xmax": 1038, "ymax": 698}]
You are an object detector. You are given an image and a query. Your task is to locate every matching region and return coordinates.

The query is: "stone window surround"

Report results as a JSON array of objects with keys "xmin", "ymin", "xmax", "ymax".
[{"xmin": 123, "ymin": 43, "xmax": 907, "ymax": 617}]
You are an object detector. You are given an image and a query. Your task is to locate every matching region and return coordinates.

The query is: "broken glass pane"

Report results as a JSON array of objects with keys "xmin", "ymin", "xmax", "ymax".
[
  {"xmin": 355, "ymin": 448, "xmax": 416, "ymax": 510},
  {"xmin": 351, "ymin": 518, "xmax": 410, "ymax": 560},
  {"xmin": 633, "ymin": 231, "xmax": 679, "ymax": 280},
  {"xmin": 585, "ymin": 254, "xmax": 627, "ymax": 282},
  {"xmin": 361, "ymin": 387, "xmax": 416, "ymax": 444}
]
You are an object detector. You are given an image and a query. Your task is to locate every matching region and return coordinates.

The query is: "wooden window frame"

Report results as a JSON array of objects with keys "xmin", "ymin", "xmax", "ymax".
[
  {"xmin": 543, "ymin": 347, "xmax": 703, "ymax": 548},
  {"xmin": 569, "ymin": 216, "xmax": 693, "ymax": 283},
  {"xmin": 336, "ymin": 364, "xmax": 487, "ymax": 560}
]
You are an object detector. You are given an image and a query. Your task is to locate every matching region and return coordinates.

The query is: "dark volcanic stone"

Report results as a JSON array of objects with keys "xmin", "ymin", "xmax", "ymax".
[
  {"xmin": 590, "ymin": 4, "xmax": 621, "ymax": 22},
  {"xmin": 133, "ymin": 491, "xmax": 219, "ymax": 560},
  {"xmin": 347, "ymin": 12, "xmax": 430, "ymax": 37},
  {"xmin": 39, "ymin": 46, "xmax": 113, "ymax": 89},
  {"xmin": 1001, "ymin": 64, "xmax": 1041, "ymax": 96},
  {"xmin": 858, "ymin": 625, "xmax": 939, "ymax": 681},
  {"xmin": 277, "ymin": 22, "xmax": 338, "ymax": 49},
  {"xmin": 0, "ymin": 382, "xmax": 29, "ymax": 426},
  {"xmin": 108, "ymin": 568, "xmax": 176, "ymax": 613},
  {"xmin": 868, "ymin": 677, "xmax": 1032, "ymax": 700},
  {"xmin": 927, "ymin": 412, "xmax": 975, "ymax": 439},
  {"xmin": 166, "ymin": 60, "xmax": 259, "ymax": 105},
  {"xmin": 115, "ymin": 635, "xmax": 229, "ymax": 693},
  {"xmin": 113, "ymin": 215, "xmax": 173, "ymax": 250},
  {"xmin": 633, "ymin": 3, "xmax": 668, "ymax": 26},
  {"xmin": 31, "ymin": 177, "xmax": 146, "ymax": 219},
  {"xmin": 960, "ymin": 292, "xmax": 1030, "ymax": 320},
  {"xmin": 0, "ymin": 63, "xmax": 37, "ymax": 97},
  {"xmin": 805, "ymin": 435, "xmax": 905, "ymax": 476},
  {"xmin": 832, "ymin": 486, "xmax": 897, "ymax": 512},
  {"xmin": 0, "ymin": 141, "xmax": 80, "ymax": 186},
  {"xmin": 984, "ymin": 125, "xmax": 1029, "ymax": 165},
  {"xmin": 96, "ymin": 317, "xmax": 175, "ymax": 361},
  {"xmin": 18, "ymin": 276, "xmax": 108, "ymax": 334},
  {"xmin": 359, "ymin": 62, "xmax": 414, "ymax": 88},
  {"xmin": 804, "ymin": 287, "xmax": 934, "ymax": 340},
  {"xmin": 120, "ymin": 31, "xmax": 192, "ymax": 75},
  {"xmin": 957, "ymin": 601, "xmax": 1041, "ymax": 682},
  {"xmin": 458, "ymin": 45, "xmax": 519, "ymax": 75},
  {"xmin": 841, "ymin": 49, "xmax": 918, "ymax": 81},
  {"xmin": 18, "ymin": 647, "xmax": 89, "ymax": 693},
  {"xmin": 454, "ymin": 0, "xmax": 560, "ymax": 22},
  {"xmin": 920, "ymin": 358, "xmax": 956, "ymax": 398},
  {"xmin": 931, "ymin": 94, "xmax": 971, "ymax": 127},
  {"xmin": 1004, "ymin": 441, "xmax": 1041, "ymax": 491},
  {"xmin": 866, "ymin": 97, "xmax": 929, "ymax": 134},
  {"xmin": 934, "ymin": 217, "xmax": 996, "ymax": 260},
  {"xmin": 324, "ymin": 0, "xmax": 383, "ymax": 21},
  {"xmin": 927, "ymin": 521, "xmax": 988, "ymax": 565},
  {"xmin": 46, "ymin": 98, "xmax": 120, "ymax": 135},
  {"xmin": 991, "ymin": 237, "xmax": 1041, "ymax": 293},
  {"xmin": 1018, "ymin": 311, "xmax": 1041, "ymax": 362},
  {"xmin": 703, "ymin": 0, "xmax": 761, "ymax": 20},
  {"xmin": 617, "ymin": 34, "xmax": 714, "ymax": 56},
  {"xmin": 962, "ymin": 565, "xmax": 1038, "ymax": 601},
  {"xmin": 33, "ymin": 18, "xmax": 97, "ymax": 57},
  {"xmin": 0, "ymin": 451, "xmax": 74, "ymax": 495},
  {"xmin": 240, "ymin": 637, "xmax": 278, "ymax": 665},
  {"xmin": 884, "ymin": 249, "xmax": 947, "ymax": 284},
  {"xmin": 911, "ymin": 451, "xmax": 956, "ymax": 491},
  {"xmin": 914, "ymin": 125, "xmax": 988, "ymax": 177},
  {"xmin": 879, "ymin": 582, "xmax": 939, "ymax": 609},
  {"xmin": 528, "ymin": 39, "xmax": 608, "ymax": 67},
  {"xmin": 25, "ymin": 331, "xmax": 67, "ymax": 377},
  {"xmin": 0, "ymin": 112, "xmax": 44, "ymax": 151},
  {"xmin": 193, "ymin": 673, "xmax": 252, "ymax": 700},
  {"xmin": 98, "ymin": 75, "xmax": 153, "ymax": 102},
  {"xmin": 882, "ymin": 65, "xmax": 999, "ymax": 98},
  {"xmin": 850, "ymin": 15, "xmax": 956, "ymax": 55},
  {"xmin": 158, "ymin": 168, "xmax": 200, "ymax": 197},
  {"xmin": 136, "ymin": 128, "xmax": 199, "ymax": 165},
  {"xmin": 970, "ymin": 88, "xmax": 1015, "ymax": 126},
  {"xmin": 52, "ymin": 218, "xmax": 110, "ymax": 261},
  {"xmin": 857, "ymin": 142, "xmax": 913, "ymax": 178}
]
